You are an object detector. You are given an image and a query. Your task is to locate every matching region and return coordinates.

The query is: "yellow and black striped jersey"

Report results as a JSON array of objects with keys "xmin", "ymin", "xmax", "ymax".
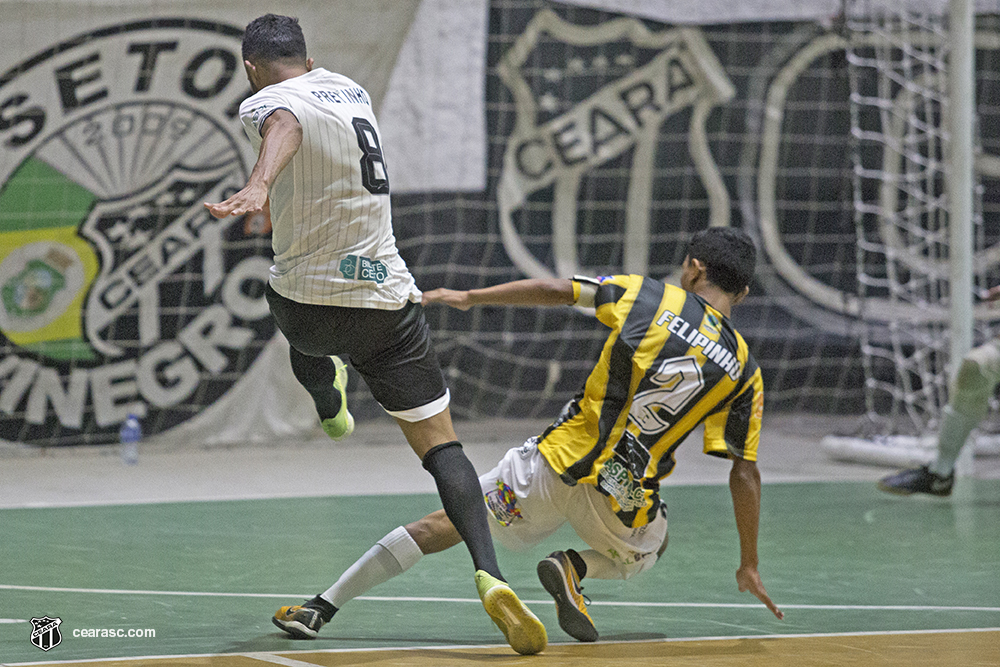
[{"xmin": 536, "ymin": 274, "xmax": 764, "ymax": 528}]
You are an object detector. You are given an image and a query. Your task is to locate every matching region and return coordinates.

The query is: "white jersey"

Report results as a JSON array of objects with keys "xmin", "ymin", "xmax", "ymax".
[{"xmin": 239, "ymin": 68, "xmax": 419, "ymax": 309}]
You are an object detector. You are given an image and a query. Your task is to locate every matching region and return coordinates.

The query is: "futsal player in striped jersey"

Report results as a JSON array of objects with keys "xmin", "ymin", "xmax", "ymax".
[
  {"xmin": 204, "ymin": 14, "xmax": 545, "ymax": 655},
  {"xmin": 288, "ymin": 228, "xmax": 784, "ymax": 643}
]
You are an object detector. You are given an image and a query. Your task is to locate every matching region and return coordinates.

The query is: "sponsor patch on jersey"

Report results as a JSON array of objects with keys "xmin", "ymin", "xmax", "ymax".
[
  {"xmin": 704, "ymin": 311, "xmax": 722, "ymax": 336},
  {"xmin": 249, "ymin": 105, "xmax": 268, "ymax": 127},
  {"xmin": 339, "ymin": 254, "xmax": 387, "ymax": 284},
  {"xmin": 597, "ymin": 458, "xmax": 647, "ymax": 513},
  {"xmin": 484, "ymin": 480, "xmax": 523, "ymax": 527}
]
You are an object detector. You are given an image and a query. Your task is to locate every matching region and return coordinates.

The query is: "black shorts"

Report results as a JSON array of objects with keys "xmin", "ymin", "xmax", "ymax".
[{"xmin": 265, "ymin": 284, "xmax": 448, "ymax": 417}]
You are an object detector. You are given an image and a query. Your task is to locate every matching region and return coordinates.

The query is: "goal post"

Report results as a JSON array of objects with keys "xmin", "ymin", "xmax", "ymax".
[
  {"xmin": 950, "ymin": 0, "xmax": 977, "ymax": 473},
  {"xmin": 821, "ymin": 0, "xmax": 998, "ymax": 469}
]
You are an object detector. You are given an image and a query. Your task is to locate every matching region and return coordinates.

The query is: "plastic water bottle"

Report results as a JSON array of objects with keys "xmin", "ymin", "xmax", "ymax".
[{"xmin": 119, "ymin": 414, "xmax": 141, "ymax": 466}]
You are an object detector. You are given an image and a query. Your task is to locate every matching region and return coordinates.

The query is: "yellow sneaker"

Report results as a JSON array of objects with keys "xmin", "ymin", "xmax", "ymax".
[
  {"xmin": 537, "ymin": 550, "xmax": 598, "ymax": 641},
  {"xmin": 320, "ymin": 356, "xmax": 354, "ymax": 441},
  {"xmin": 475, "ymin": 570, "xmax": 547, "ymax": 655}
]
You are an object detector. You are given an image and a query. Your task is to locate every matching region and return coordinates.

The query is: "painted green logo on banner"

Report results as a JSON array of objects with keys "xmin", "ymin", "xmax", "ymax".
[{"xmin": 0, "ymin": 19, "xmax": 277, "ymax": 444}]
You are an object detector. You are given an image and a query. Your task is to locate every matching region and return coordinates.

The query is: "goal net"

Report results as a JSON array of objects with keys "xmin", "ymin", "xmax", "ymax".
[
  {"xmin": 393, "ymin": 3, "xmax": 874, "ymax": 427},
  {"xmin": 821, "ymin": 0, "xmax": 1000, "ymax": 466}
]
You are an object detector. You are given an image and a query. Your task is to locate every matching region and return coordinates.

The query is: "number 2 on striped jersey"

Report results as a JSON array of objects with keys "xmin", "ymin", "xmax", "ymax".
[{"xmin": 628, "ymin": 356, "xmax": 705, "ymax": 435}]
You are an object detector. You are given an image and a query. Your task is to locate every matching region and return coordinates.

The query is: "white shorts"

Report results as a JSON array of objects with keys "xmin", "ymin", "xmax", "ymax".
[{"xmin": 479, "ymin": 440, "xmax": 668, "ymax": 580}]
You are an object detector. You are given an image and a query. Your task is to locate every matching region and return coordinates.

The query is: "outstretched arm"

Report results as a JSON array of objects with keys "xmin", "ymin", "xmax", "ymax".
[
  {"xmin": 422, "ymin": 278, "xmax": 576, "ymax": 311},
  {"xmin": 204, "ymin": 109, "xmax": 302, "ymax": 219},
  {"xmin": 730, "ymin": 457, "xmax": 784, "ymax": 620}
]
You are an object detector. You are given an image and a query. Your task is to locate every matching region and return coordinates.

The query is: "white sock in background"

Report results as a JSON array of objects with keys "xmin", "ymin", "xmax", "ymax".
[{"xmin": 930, "ymin": 405, "xmax": 980, "ymax": 477}]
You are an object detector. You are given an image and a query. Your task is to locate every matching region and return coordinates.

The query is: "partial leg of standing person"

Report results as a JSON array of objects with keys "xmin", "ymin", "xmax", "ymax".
[{"xmin": 879, "ymin": 336, "xmax": 1000, "ymax": 496}]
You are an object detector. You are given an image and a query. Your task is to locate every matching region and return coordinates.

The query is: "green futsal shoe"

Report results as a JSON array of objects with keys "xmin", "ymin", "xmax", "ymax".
[
  {"xmin": 475, "ymin": 570, "xmax": 547, "ymax": 655},
  {"xmin": 321, "ymin": 356, "xmax": 354, "ymax": 441}
]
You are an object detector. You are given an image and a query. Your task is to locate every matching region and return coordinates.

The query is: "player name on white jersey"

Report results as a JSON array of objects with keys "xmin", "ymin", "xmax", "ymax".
[{"xmin": 310, "ymin": 88, "xmax": 371, "ymax": 105}]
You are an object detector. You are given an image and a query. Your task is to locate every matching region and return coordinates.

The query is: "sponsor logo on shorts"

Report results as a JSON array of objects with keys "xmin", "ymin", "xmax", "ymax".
[
  {"xmin": 605, "ymin": 547, "xmax": 651, "ymax": 569},
  {"xmin": 484, "ymin": 480, "xmax": 523, "ymax": 526}
]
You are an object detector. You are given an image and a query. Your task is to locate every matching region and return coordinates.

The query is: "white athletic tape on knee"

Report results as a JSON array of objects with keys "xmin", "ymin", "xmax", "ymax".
[{"xmin": 378, "ymin": 526, "xmax": 424, "ymax": 571}]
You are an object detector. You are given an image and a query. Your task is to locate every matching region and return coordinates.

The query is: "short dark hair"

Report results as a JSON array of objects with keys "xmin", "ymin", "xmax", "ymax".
[
  {"xmin": 242, "ymin": 14, "xmax": 307, "ymax": 64},
  {"xmin": 685, "ymin": 227, "xmax": 757, "ymax": 294}
]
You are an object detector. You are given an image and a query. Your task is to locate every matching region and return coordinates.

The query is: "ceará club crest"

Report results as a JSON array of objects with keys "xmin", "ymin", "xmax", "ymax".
[{"xmin": 0, "ymin": 19, "xmax": 276, "ymax": 445}]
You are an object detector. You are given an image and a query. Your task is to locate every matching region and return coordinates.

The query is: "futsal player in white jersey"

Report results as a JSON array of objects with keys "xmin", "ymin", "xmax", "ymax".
[{"xmin": 204, "ymin": 14, "xmax": 546, "ymax": 655}]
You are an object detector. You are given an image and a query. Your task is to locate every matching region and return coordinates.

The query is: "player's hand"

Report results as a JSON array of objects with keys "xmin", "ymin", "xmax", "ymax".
[
  {"xmin": 204, "ymin": 181, "xmax": 269, "ymax": 220},
  {"xmin": 244, "ymin": 198, "xmax": 272, "ymax": 235},
  {"xmin": 980, "ymin": 285, "xmax": 1000, "ymax": 304},
  {"xmin": 422, "ymin": 288, "xmax": 472, "ymax": 310},
  {"xmin": 736, "ymin": 565, "xmax": 784, "ymax": 620}
]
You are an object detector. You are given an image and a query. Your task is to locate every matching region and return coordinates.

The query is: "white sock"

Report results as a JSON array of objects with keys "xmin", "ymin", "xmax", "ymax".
[
  {"xmin": 930, "ymin": 405, "xmax": 980, "ymax": 477},
  {"xmin": 321, "ymin": 526, "xmax": 423, "ymax": 609},
  {"xmin": 578, "ymin": 549, "xmax": 625, "ymax": 580}
]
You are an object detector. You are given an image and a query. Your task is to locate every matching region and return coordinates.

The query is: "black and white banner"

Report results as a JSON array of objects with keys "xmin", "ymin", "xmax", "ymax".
[{"xmin": 2, "ymin": 0, "xmax": 997, "ymax": 444}]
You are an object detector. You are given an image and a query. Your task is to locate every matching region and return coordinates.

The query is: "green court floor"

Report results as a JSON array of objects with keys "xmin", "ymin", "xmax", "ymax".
[{"xmin": 1, "ymin": 480, "xmax": 998, "ymax": 664}]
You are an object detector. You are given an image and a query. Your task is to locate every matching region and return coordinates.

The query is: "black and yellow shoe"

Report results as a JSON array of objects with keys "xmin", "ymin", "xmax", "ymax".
[
  {"xmin": 537, "ymin": 550, "xmax": 598, "ymax": 642},
  {"xmin": 475, "ymin": 570, "xmax": 547, "ymax": 655},
  {"xmin": 272, "ymin": 605, "xmax": 326, "ymax": 639}
]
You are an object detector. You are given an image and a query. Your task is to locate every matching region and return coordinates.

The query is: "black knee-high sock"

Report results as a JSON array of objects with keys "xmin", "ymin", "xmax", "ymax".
[
  {"xmin": 289, "ymin": 347, "xmax": 342, "ymax": 420},
  {"xmin": 422, "ymin": 441, "xmax": 503, "ymax": 580}
]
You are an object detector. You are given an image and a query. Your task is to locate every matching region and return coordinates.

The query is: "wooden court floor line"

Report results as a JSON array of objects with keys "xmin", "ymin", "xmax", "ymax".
[{"xmin": 8, "ymin": 629, "xmax": 1000, "ymax": 667}]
